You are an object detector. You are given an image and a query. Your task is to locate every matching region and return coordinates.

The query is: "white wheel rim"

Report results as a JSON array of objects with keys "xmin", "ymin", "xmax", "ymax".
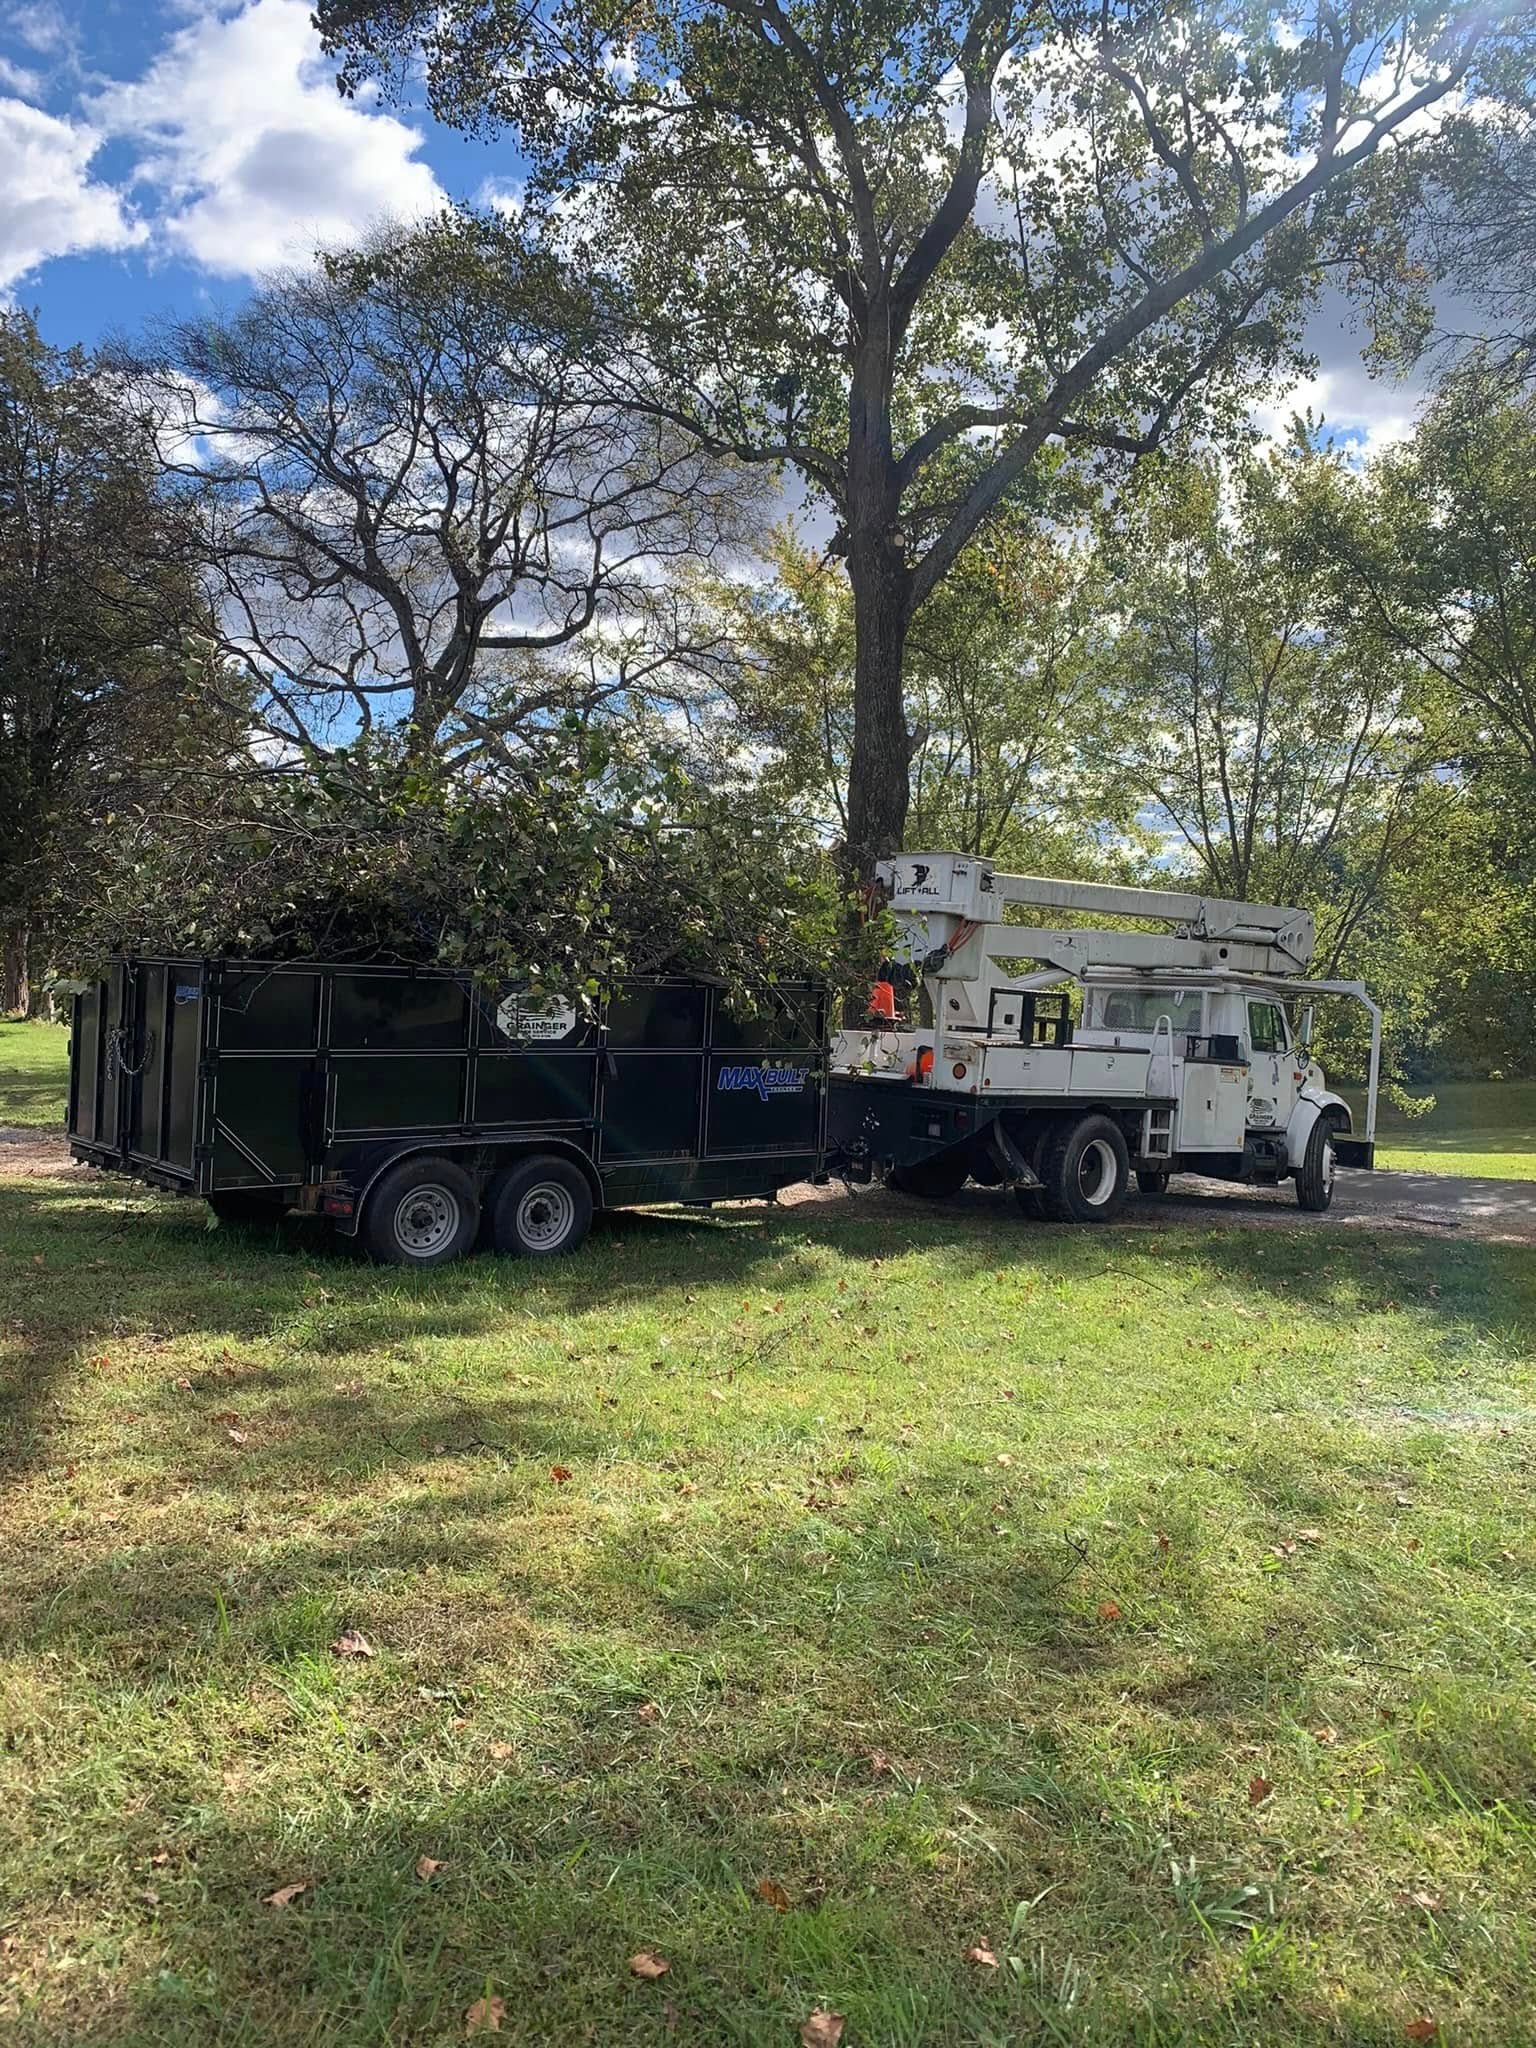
[
  {"xmin": 393, "ymin": 1183, "xmax": 460, "ymax": 1256},
  {"xmin": 1078, "ymin": 1138, "xmax": 1118, "ymax": 1207},
  {"xmin": 1322, "ymin": 1139, "xmax": 1335, "ymax": 1189},
  {"xmin": 518, "ymin": 1180, "xmax": 575, "ymax": 1249}
]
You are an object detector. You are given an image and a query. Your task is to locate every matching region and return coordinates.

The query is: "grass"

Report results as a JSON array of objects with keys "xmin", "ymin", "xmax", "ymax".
[
  {"xmin": 2, "ymin": 1164, "xmax": 1535, "ymax": 2046},
  {"xmin": 0, "ymin": 1019, "xmax": 69, "ymax": 1128},
  {"xmin": 1367, "ymin": 1082, "xmax": 1536, "ymax": 1182}
]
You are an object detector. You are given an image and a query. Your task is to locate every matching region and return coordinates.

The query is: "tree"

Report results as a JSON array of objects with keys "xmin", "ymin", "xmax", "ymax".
[
  {"xmin": 1307, "ymin": 375, "xmax": 1536, "ymax": 780},
  {"xmin": 702, "ymin": 526, "xmax": 1133, "ymax": 868},
  {"xmin": 0, "ymin": 311, "xmax": 212, "ymax": 1015},
  {"xmin": 320, "ymin": 0, "xmax": 1519, "ymax": 877},
  {"xmin": 135, "ymin": 228, "xmax": 765, "ymax": 765},
  {"xmin": 1104, "ymin": 454, "xmax": 1442, "ymax": 974}
]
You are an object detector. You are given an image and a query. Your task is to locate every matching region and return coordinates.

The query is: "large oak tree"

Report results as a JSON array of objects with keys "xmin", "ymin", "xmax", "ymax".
[{"xmin": 319, "ymin": 0, "xmax": 1520, "ymax": 878}]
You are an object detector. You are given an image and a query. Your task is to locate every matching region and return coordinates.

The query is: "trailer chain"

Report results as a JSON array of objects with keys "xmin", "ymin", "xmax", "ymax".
[{"xmin": 106, "ymin": 1027, "xmax": 155, "ymax": 1078}]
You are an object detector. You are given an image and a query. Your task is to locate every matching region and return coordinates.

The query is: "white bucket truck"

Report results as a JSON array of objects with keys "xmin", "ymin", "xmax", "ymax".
[{"xmin": 826, "ymin": 852, "xmax": 1380, "ymax": 1222}]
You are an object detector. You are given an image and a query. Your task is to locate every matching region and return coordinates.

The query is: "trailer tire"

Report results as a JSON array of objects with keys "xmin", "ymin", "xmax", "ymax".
[
  {"xmin": 886, "ymin": 1150, "xmax": 969, "ymax": 1199},
  {"xmin": 206, "ymin": 1190, "xmax": 287, "ymax": 1226},
  {"xmin": 1042, "ymin": 1115, "xmax": 1130, "ymax": 1223},
  {"xmin": 1294, "ymin": 1116, "xmax": 1337, "ymax": 1213},
  {"xmin": 489, "ymin": 1156, "xmax": 593, "ymax": 1257},
  {"xmin": 363, "ymin": 1157, "xmax": 480, "ymax": 1267},
  {"xmin": 1136, "ymin": 1170, "xmax": 1170, "ymax": 1197}
]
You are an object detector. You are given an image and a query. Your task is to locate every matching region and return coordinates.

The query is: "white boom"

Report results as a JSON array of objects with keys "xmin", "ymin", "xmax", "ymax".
[{"xmin": 881, "ymin": 852, "xmax": 1316, "ymax": 981}]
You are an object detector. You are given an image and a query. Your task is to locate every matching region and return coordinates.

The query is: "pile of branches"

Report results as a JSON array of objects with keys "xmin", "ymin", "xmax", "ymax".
[{"xmin": 72, "ymin": 733, "xmax": 848, "ymax": 1001}]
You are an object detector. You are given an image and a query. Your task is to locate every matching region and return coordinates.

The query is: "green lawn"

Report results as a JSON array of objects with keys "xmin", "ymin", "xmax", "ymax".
[
  {"xmin": 1367, "ymin": 1081, "xmax": 1536, "ymax": 1181},
  {"xmin": 0, "ymin": 1019, "xmax": 69, "ymax": 1128},
  {"xmin": 2, "ymin": 1170, "xmax": 1534, "ymax": 2046}
]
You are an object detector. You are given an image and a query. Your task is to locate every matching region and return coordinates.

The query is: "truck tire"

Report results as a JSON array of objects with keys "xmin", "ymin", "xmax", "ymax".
[
  {"xmin": 206, "ymin": 1190, "xmax": 286, "ymax": 1225},
  {"xmin": 1042, "ymin": 1114, "xmax": 1130, "ymax": 1223},
  {"xmin": 1294, "ymin": 1116, "xmax": 1337, "ymax": 1213},
  {"xmin": 363, "ymin": 1157, "xmax": 480, "ymax": 1267},
  {"xmin": 886, "ymin": 1150, "xmax": 969, "ymax": 1199},
  {"xmin": 489, "ymin": 1156, "xmax": 594, "ymax": 1257},
  {"xmin": 1136, "ymin": 1169, "xmax": 1170, "ymax": 1196}
]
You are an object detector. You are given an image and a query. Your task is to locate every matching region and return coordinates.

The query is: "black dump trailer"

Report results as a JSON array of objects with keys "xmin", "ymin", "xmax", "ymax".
[{"xmin": 67, "ymin": 958, "xmax": 827, "ymax": 1265}]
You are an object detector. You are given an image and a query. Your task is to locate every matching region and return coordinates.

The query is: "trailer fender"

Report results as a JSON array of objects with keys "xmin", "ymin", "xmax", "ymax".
[
  {"xmin": 338, "ymin": 1137, "xmax": 602, "ymax": 1236},
  {"xmin": 1284, "ymin": 1089, "xmax": 1351, "ymax": 1173}
]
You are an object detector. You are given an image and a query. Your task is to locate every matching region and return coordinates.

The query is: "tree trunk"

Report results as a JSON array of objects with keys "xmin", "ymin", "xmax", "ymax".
[
  {"xmin": 2, "ymin": 928, "xmax": 29, "ymax": 1017},
  {"xmin": 843, "ymin": 543, "xmax": 914, "ymax": 886}
]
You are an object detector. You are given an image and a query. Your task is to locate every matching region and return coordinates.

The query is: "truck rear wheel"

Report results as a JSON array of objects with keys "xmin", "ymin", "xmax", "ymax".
[
  {"xmin": 363, "ymin": 1157, "xmax": 479, "ymax": 1267},
  {"xmin": 886, "ymin": 1150, "xmax": 969, "ymax": 1199},
  {"xmin": 1043, "ymin": 1115, "xmax": 1130, "ymax": 1223},
  {"xmin": 1294, "ymin": 1117, "xmax": 1337, "ymax": 1212},
  {"xmin": 489, "ymin": 1156, "xmax": 593, "ymax": 1257}
]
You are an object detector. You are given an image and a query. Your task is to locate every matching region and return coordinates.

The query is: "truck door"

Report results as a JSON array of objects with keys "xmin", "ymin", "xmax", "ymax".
[{"xmin": 1245, "ymin": 999, "xmax": 1299, "ymax": 1133}]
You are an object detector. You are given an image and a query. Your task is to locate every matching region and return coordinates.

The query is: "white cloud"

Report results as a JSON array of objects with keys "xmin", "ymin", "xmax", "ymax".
[
  {"xmin": 0, "ymin": 96, "xmax": 145, "ymax": 290},
  {"xmin": 1251, "ymin": 363, "xmax": 1418, "ymax": 467},
  {"xmin": 4, "ymin": 2, "xmax": 71, "ymax": 56},
  {"xmin": 89, "ymin": 0, "xmax": 446, "ymax": 278},
  {"xmin": 0, "ymin": 53, "xmax": 43, "ymax": 97}
]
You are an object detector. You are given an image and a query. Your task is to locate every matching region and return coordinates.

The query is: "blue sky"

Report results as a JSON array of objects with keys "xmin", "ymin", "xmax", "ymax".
[{"xmin": 1, "ymin": 0, "xmax": 1432, "ymax": 458}]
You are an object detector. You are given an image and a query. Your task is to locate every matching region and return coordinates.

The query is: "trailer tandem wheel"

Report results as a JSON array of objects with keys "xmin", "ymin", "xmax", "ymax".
[
  {"xmin": 489, "ymin": 1156, "xmax": 594, "ymax": 1257},
  {"xmin": 362, "ymin": 1157, "xmax": 480, "ymax": 1267}
]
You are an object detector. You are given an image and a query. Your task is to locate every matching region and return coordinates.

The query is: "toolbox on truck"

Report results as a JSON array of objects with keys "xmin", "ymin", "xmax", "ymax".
[{"xmin": 68, "ymin": 958, "xmax": 827, "ymax": 1263}]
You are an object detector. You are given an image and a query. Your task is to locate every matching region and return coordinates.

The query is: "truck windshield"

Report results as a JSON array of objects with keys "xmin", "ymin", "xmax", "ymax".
[{"xmin": 1087, "ymin": 989, "xmax": 1203, "ymax": 1035}]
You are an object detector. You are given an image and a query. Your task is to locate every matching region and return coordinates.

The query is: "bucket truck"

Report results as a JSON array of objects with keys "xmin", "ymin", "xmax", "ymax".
[{"xmin": 827, "ymin": 852, "xmax": 1379, "ymax": 1222}]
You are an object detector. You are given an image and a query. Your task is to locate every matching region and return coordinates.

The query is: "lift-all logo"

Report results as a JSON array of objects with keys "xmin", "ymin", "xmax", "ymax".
[{"xmin": 716, "ymin": 1063, "xmax": 808, "ymax": 1100}]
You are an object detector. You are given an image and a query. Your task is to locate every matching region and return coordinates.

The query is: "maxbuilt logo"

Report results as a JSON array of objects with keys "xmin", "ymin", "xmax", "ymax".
[{"xmin": 716, "ymin": 1063, "xmax": 808, "ymax": 1100}]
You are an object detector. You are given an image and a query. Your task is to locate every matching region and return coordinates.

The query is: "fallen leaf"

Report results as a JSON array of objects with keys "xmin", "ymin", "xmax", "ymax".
[
  {"xmin": 801, "ymin": 2012, "xmax": 846, "ymax": 2048},
  {"xmin": 629, "ymin": 1951, "xmax": 670, "ymax": 1980},
  {"xmin": 549, "ymin": 1465, "xmax": 573, "ymax": 1484},
  {"xmin": 1404, "ymin": 2022, "xmax": 1438, "ymax": 2043},
  {"xmin": 465, "ymin": 1994, "xmax": 506, "ymax": 2034},
  {"xmin": 1296, "ymin": 1528, "xmax": 1322, "ymax": 1545},
  {"xmin": 148, "ymin": 1850, "xmax": 171, "ymax": 1868},
  {"xmin": 263, "ymin": 1880, "xmax": 309, "ymax": 1908},
  {"xmin": 1097, "ymin": 1600, "xmax": 1121, "ymax": 1621},
  {"xmin": 995, "ymin": 1453, "xmax": 1013, "ymax": 1468},
  {"xmin": 1248, "ymin": 1776, "xmax": 1273, "ymax": 1806},
  {"xmin": 1399, "ymin": 1889, "xmax": 1443, "ymax": 1913},
  {"xmin": 416, "ymin": 1856, "xmax": 445, "ymax": 1881},
  {"xmin": 1156, "ymin": 1531, "xmax": 1171, "ymax": 1554},
  {"xmin": 965, "ymin": 1944, "xmax": 999, "ymax": 1968},
  {"xmin": 868, "ymin": 1749, "xmax": 892, "ymax": 1777},
  {"xmin": 487, "ymin": 1740, "xmax": 516, "ymax": 1761},
  {"xmin": 330, "ymin": 1629, "xmax": 374, "ymax": 1659},
  {"xmin": 226, "ymin": 1427, "xmax": 248, "ymax": 1446},
  {"xmin": 707, "ymin": 1389, "xmax": 726, "ymax": 1403},
  {"xmin": 1394, "ymin": 1493, "xmax": 1414, "ymax": 1508},
  {"xmin": 1313, "ymin": 1726, "xmax": 1338, "ymax": 1747},
  {"xmin": 756, "ymin": 1878, "xmax": 791, "ymax": 1913},
  {"xmin": 636, "ymin": 1702, "xmax": 661, "ymax": 1724}
]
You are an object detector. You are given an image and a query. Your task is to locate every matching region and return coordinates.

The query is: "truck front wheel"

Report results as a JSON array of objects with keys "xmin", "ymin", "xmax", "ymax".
[
  {"xmin": 363, "ymin": 1157, "xmax": 480, "ymax": 1266},
  {"xmin": 1043, "ymin": 1115, "xmax": 1130, "ymax": 1223},
  {"xmin": 1294, "ymin": 1117, "xmax": 1337, "ymax": 1213},
  {"xmin": 489, "ymin": 1156, "xmax": 594, "ymax": 1257}
]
